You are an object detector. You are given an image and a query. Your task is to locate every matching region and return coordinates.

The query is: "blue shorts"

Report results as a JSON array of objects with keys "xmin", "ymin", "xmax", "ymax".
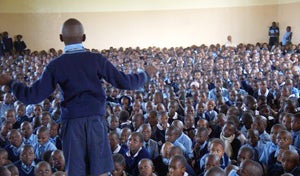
[{"xmin": 61, "ymin": 115, "xmax": 113, "ymax": 176}]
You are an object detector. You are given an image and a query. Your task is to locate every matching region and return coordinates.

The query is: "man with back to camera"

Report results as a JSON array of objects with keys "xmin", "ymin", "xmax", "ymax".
[{"xmin": 0, "ymin": 18, "xmax": 157, "ymax": 176}]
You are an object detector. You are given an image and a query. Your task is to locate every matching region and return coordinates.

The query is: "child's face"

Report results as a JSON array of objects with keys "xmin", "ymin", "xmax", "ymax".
[
  {"xmin": 51, "ymin": 151, "xmax": 65, "ymax": 171},
  {"xmin": 8, "ymin": 131, "xmax": 22, "ymax": 147},
  {"xmin": 204, "ymin": 157, "xmax": 219, "ymax": 171},
  {"xmin": 146, "ymin": 102, "xmax": 153, "ymax": 112},
  {"xmin": 168, "ymin": 159, "xmax": 185, "ymax": 176},
  {"xmin": 276, "ymin": 132, "xmax": 292, "ymax": 149},
  {"xmin": 160, "ymin": 114, "xmax": 169, "ymax": 125},
  {"xmin": 128, "ymin": 135, "xmax": 142, "ymax": 154},
  {"xmin": 35, "ymin": 163, "xmax": 52, "ymax": 176},
  {"xmin": 37, "ymin": 131, "xmax": 50, "ymax": 145},
  {"xmin": 291, "ymin": 117, "xmax": 300, "ymax": 131},
  {"xmin": 111, "ymin": 162, "xmax": 124, "ymax": 176},
  {"xmin": 222, "ymin": 123, "xmax": 235, "ymax": 138},
  {"xmin": 20, "ymin": 147, "xmax": 35, "ymax": 166},
  {"xmin": 184, "ymin": 116, "xmax": 194, "ymax": 128},
  {"xmin": 195, "ymin": 130, "xmax": 208, "ymax": 145},
  {"xmin": 5, "ymin": 111, "xmax": 16, "ymax": 124},
  {"xmin": 109, "ymin": 118, "xmax": 119, "ymax": 130},
  {"xmin": 207, "ymin": 101, "xmax": 214, "ymax": 111},
  {"xmin": 16, "ymin": 105, "xmax": 25, "ymax": 117},
  {"xmin": 50, "ymin": 124, "xmax": 58, "ymax": 138},
  {"xmin": 147, "ymin": 114, "xmax": 158, "ymax": 127},
  {"xmin": 41, "ymin": 115, "xmax": 51, "ymax": 126},
  {"xmin": 197, "ymin": 104, "xmax": 205, "ymax": 113},
  {"xmin": 209, "ymin": 143, "xmax": 224, "ymax": 159},
  {"xmin": 165, "ymin": 129, "xmax": 177, "ymax": 143},
  {"xmin": 0, "ymin": 152, "xmax": 7, "ymax": 166},
  {"xmin": 270, "ymin": 126, "xmax": 281, "ymax": 144},
  {"xmin": 282, "ymin": 152, "xmax": 297, "ymax": 172},
  {"xmin": 248, "ymin": 132, "xmax": 259, "ymax": 147},
  {"xmin": 237, "ymin": 150, "xmax": 252, "ymax": 166},
  {"xmin": 141, "ymin": 127, "xmax": 151, "ymax": 142},
  {"xmin": 120, "ymin": 130, "xmax": 130, "ymax": 144},
  {"xmin": 282, "ymin": 116, "xmax": 292, "ymax": 131},
  {"xmin": 113, "ymin": 106, "xmax": 121, "ymax": 116},
  {"xmin": 21, "ymin": 123, "xmax": 33, "ymax": 138},
  {"xmin": 138, "ymin": 160, "xmax": 153, "ymax": 176}
]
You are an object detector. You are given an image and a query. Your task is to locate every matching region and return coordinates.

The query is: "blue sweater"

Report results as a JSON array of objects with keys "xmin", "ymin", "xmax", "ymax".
[{"xmin": 10, "ymin": 51, "xmax": 149, "ymax": 120}]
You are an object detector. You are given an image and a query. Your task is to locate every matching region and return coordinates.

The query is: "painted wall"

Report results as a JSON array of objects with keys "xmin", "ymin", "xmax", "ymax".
[{"xmin": 0, "ymin": 0, "xmax": 299, "ymax": 51}]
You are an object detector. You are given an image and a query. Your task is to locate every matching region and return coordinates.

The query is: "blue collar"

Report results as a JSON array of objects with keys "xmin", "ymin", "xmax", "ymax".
[{"xmin": 64, "ymin": 43, "xmax": 85, "ymax": 53}]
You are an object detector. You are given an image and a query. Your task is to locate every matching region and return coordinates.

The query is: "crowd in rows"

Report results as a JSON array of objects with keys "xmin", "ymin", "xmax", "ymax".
[{"xmin": 0, "ymin": 29, "xmax": 300, "ymax": 176}]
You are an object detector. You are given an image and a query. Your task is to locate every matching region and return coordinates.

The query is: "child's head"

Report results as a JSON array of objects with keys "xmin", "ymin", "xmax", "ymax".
[
  {"xmin": 221, "ymin": 121, "xmax": 236, "ymax": 138},
  {"xmin": 132, "ymin": 113, "xmax": 144, "ymax": 130},
  {"xmin": 196, "ymin": 102, "xmax": 206, "ymax": 114},
  {"xmin": 42, "ymin": 99, "xmax": 51, "ymax": 112},
  {"xmin": 160, "ymin": 142, "xmax": 174, "ymax": 158},
  {"xmin": 119, "ymin": 110, "xmax": 130, "ymax": 123},
  {"xmin": 281, "ymin": 113, "xmax": 293, "ymax": 131},
  {"xmin": 20, "ymin": 145, "xmax": 35, "ymax": 166},
  {"xmin": 0, "ymin": 149, "xmax": 8, "ymax": 167},
  {"xmin": 237, "ymin": 159, "xmax": 263, "ymax": 176},
  {"xmin": 120, "ymin": 127, "xmax": 131, "ymax": 145},
  {"xmin": 139, "ymin": 124, "xmax": 152, "ymax": 142},
  {"xmin": 276, "ymin": 130, "xmax": 292, "ymax": 150},
  {"xmin": 184, "ymin": 114, "xmax": 195, "ymax": 129},
  {"xmin": 251, "ymin": 115, "xmax": 267, "ymax": 134},
  {"xmin": 7, "ymin": 129, "xmax": 23, "ymax": 148},
  {"xmin": 111, "ymin": 153, "xmax": 126, "ymax": 176},
  {"xmin": 197, "ymin": 119, "xmax": 209, "ymax": 129},
  {"xmin": 16, "ymin": 103, "xmax": 26, "ymax": 117},
  {"xmin": 291, "ymin": 113, "xmax": 300, "ymax": 132},
  {"xmin": 204, "ymin": 166, "xmax": 225, "ymax": 176},
  {"xmin": 195, "ymin": 127, "xmax": 209, "ymax": 145},
  {"xmin": 0, "ymin": 121, "xmax": 12, "ymax": 137},
  {"xmin": 107, "ymin": 115, "xmax": 120, "ymax": 130},
  {"xmin": 34, "ymin": 161, "xmax": 52, "ymax": 176},
  {"xmin": 138, "ymin": 158, "xmax": 155, "ymax": 176},
  {"xmin": 165, "ymin": 125, "xmax": 180, "ymax": 143},
  {"xmin": 247, "ymin": 129, "xmax": 260, "ymax": 147},
  {"xmin": 33, "ymin": 104, "xmax": 43, "ymax": 117},
  {"xmin": 128, "ymin": 132, "xmax": 144, "ymax": 154},
  {"xmin": 49, "ymin": 122, "xmax": 59, "ymax": 138},
  {"xmin": 109, "ymin": 131, "xmax": 120, "ymax": 151},
  {"xmin": 51, "ymin": 150, "xmax": 65, "ymax": 171},
  {"xmin": 168, "ymin": 155, "xmax": 187, "ymax": 176},
  {"xmin": 37, "ymin": 126, "xmax": 50, "ymax": 145},
  {"xmin": 41, "ymin": 112, "xmax": 52, "ymax": 127},
  {"xmin": 20, "ymin": 121, "xmax": 33, "ymax": 139},
  {"xmin": 7, "ymin": 164, "xmax": 19, "ymax": 176},
  {"xmin": 237, "ymin": 146, "xmax": 254, "ymax": 166},
  {"xmin": 145, "ymin": 101, "xmax": 154, "ymax": 113},
  {"xmin": 158, "ymin": 111, "xmax": 169, "ymax": 126},
  {"xmin": 113, "ymin": 105, "xmax": 122, "ymax": 117},
  {"xmin": 206, "ymin": 100, "xmax": 215, "ymax": 111},
  {"xmin": 208, "ymin": 138, "xmax": 225, "ymax": 159},
  {"xmin": 4, "ymin": 109, "xmax": 16, "ymax": 124},
  {"xmin": 281, "ymin": 150, "xmax": 299, "ymax": 173},
  {"xmin": 243, "ymin": 95, "xmax": 257, "ymax": 111},
  {"xmin": 270, "ymin": 124, "xmax": 286, "ymax": 144},
  {"xmin": 204, "ymin": 154, "xmax": 220, "ymax": 172},
  {"xmin": 147, "ymin": 110, "xmax": 158, "ymax": 127}
]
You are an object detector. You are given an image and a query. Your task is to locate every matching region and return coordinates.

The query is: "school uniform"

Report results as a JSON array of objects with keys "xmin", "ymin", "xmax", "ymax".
[
  {"xmin": 291, "ymin": 130, "xmax": 300, "ymax": 150},
  {"xmin": 124, "ymin": 147, "xmax": 150, "ymax": 176},
  {"xmin": 143, "ymin": 139, "xmax": 159, "ymax": 159},
  {"xmin": 14, "ymin": 160, "xmax": 37, "ymax": 176},
  {"xmin": 34, "ymin": 140, "xmax": 57, "ymax": 160},
  {"xmin": 5, "ymin": 143, "xmax": 25, "ymax": 162},
  {"xmin": 9, "ymin": 43, "xmax": 149, "ymax": 176},
  {"xmin": 23, "ymin": 134, "xmax": 38, "ymax": 147}
]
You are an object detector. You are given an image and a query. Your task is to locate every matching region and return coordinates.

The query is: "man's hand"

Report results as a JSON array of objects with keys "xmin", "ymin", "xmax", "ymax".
[
  {"xmin": 144, "ymin": 64, "xmax": 158, "ymax": 78},
  {"xmin": 0, "ymin": 74, "xmax": 13, "ymax": 86}
]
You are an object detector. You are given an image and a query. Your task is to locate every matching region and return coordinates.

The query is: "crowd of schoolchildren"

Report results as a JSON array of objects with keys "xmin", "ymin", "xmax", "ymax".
[{"xmin": 0, "ymin": 30, "xmax": 300, "ymax": 176}]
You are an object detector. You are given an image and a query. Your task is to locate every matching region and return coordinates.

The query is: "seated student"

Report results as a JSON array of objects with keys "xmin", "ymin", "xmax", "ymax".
[
  {"xmin": 281, "ymin": 113, "xmax": 293, "ymax": 131},
  {"xmin": 138, "ymin": 158, "xmax": 157, "ymax": 176},
  {"xmin": 120, "ymin": 127, "xmax": 132, "ymax": 148},
  {"xmin": 48, "ymin": 122, "xmax": 62, "ymax": 150},
  {"xmin": 109, "ymin": 131, "xmax": 127, "ymax": 156},
  {"xmin": 172, "ymin": 120, "xmax": 193, "ymax": 160},
  {"xmin": 204, "ymin": 100, "xmax": 218, "ymax": 122},
  {"xmin": 110, "ymin": 153, "xmax": 130, "ymax": 176},
  {"xmin": 5, "ymin": 129, "xmax": 25, "ymax": 162},
  {"xmin": 7, "ymin": 164, "xmax": 19, "ymax": 176},
  {"xmin": 0, "ymin": 148, "xmax": 9, "ymax": 167},
  {"xmin": 40, "ymin": 112, "xmax": 52, "ymax": 127},
  {"xmin": 168, "ymin": 146, "xmax": 195, "ymax": 176},
  {"xmin": 123, "ymin": 132, "xmax": 150, "ymax": 176},
  {"xmin": 267, "ymin": 130, "xmax": 297, "ymax": 173},
  {"xmin": 165, "ymin": 125, "xmax": 188, "ymax": 158},
  {"xmin": 14, "ymin": 145, "xmax": 37, "ymax": 176},
  {"xmin": 132, "ymin": 113, "xmax": 144, "ymax": 132},
  {"xmin": 237, "ymin": 159, "xmax": 263, "ymax": 176},
  {"xmin": 281, "ymin": 150, "xmax": 300, "ymax": 175},
  {"xmin": 20, "ymin": 121, "xmax": 38, "ymax": 147},
  {"xmin": 219, "ymin": 121, "xmax": 241, "ymax": 161},
  {"xmin": 183, "ymin": 114, "xmax": 196, "ymax": 141},
  {"xmin": 50, "ymin": 150, "xmax": 65, "ymax": 172},
  {"xmin": 168, "ymin": 155, "xmax": 190, "ymax": 176},
  {"xmin": 204, "ymin": 166, "xmax": 226, "ymax": 176},
  {"xmin": 167, "ymin": 100, "xmax": 183, "ymax": 124},
  {"xmin": 251, "ymin": 115, "xmax": 271, "ymax": 144},
  {"xmin": 139, "ymin": 124, "xmax": 159, "ymax": 160},
  {"xmin": 107, "ymin": 115, "xmax": 121, "ymax": 136},
  {"xmin": 226, "ymin": 145, "xmax": 255, "ymax": 176},
  {"xmin": 200, "ymin": 138, "xmax": 230, "ymax": 170},
  {"xmin": 243, "ymin": 129, "xmax": 265, "ymax": 161},
  {"xmin": 0, "ymin": 120, "xmax": 13, "ymax": 148},
  {"xmin": 34, "ymin": 161, "xmax": 52, "ymax": 176},
  {"xmin": 199, "ymin": 154, "xmax": 220, "ymax": 176},
  {"xmin": 291, "ymin": 112, "xmax": 300, "ymax": 149},
  {"xmin": 259, "ymin": 124, "xmax": 286, "ymax": 165},
  {"xmin": 240, "ymin": 111, "xmax": 254, "ymax": 137},
  {"xmin": 192, "ymin": 127, "xmax": 209, "ymax": 174},
  {"xmin": 119, "ymin": 110, "xmax": 133, "ymax": 130},
  {"xmin": 195, "ymin": 102, "xmax": 209, "ymax": 124},
  {"xmin": 34, "ymin": 126, "xmax": 57, "ymax": 160},
  {"xmin": 152, "ymin": 141, "xmax": 174, "ymax": 176},
  {"xmin": 4, "ymin": 109, "xmax": 18, "ymax": 129},
  {"xmin": 154, "ymin": 111, "xmax": 169, "ymax": 149}
]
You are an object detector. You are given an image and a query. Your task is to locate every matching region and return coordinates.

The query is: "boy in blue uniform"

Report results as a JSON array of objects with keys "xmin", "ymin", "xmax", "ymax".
[{"xmin": 0, "ymin": 18, "xmax": 157, "ymax": 176}]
